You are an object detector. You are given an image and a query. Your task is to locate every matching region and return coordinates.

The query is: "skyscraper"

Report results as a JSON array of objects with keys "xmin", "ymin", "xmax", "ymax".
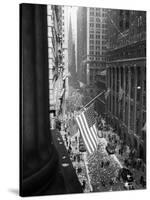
[{"xmin": 77, "ymin": 7, "xmax": 108, "ymax": 88}]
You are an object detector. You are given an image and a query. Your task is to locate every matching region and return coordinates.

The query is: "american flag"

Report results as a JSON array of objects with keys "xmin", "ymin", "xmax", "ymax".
[{"xmin": 75, "ymin": 105, "xmax": 98, "ymax": 154}]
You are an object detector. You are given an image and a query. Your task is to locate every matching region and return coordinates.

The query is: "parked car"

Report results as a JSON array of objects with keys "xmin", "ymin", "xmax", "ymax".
[
  {"xmin": 118, "ymin": 168, "xmax": 134, "ymax": 183},
  {"xmin": 106, "ymin": 142, "xmax": 116, "ymax": 154},
  {"xmin": 79, "ymin": 145, "xmax": 86, "ymax": 152}
]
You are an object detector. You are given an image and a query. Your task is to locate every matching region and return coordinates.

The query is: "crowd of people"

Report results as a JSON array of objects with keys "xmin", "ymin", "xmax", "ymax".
[{"xmin": 59, "ymin": 111, "xmax": 146, "ymax": 192}]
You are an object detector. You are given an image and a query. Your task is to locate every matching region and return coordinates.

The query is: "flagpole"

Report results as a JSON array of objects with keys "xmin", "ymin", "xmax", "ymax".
[{"xmin": 82, "ymin": 90, "xmax": 106, "ymax": 110}]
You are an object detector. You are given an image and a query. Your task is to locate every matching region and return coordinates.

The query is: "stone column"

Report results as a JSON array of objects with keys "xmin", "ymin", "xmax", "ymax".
[
  {"xmin": 123, "ymin": 65, "xmax": 126, "ymax": 123},
  {"xmin": 20, "ymin": 4, "xmax": 59, "ymax": 196},
  {"xmin": 128, "ymin": 67, "xmax": 131, "ymax": 133},
  {"xmin": 114, "ymin": 66, "xmax": 117, "ymax": 116},
  {"xmin": 133, "ymin": 66, "xmax": 137, "ymax": 135}
]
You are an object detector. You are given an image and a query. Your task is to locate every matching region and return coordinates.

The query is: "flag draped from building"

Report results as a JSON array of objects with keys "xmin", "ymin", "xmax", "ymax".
[
  {"xmin": 75, "ymin": 105, "xmax": 98, "ymax": 154},
  {"xmin": 78, "ymin": 80, "xmax": 86, "ymax": 88},
  {"xmin": 118, "ymin": 86, "xmax": 124, "ymax": 101},
  {"xmin": 105, "ymin": 88, "xmax": 110, "ymax": 99},
  {"xmin": 142, "ymin": 122, "xmax": 146, "ymax": 132}
]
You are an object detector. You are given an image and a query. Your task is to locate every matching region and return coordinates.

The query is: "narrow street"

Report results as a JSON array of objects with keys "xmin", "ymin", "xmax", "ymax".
[{"xmin": 60, "ymin": 117, "xmax": 146, "ymax": 193}]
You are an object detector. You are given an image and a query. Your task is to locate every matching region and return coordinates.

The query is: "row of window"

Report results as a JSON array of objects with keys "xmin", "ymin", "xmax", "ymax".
[
  {"xmin": 90, "ymin": 23, "xmax": 107, "ymax": 28},
  {"xmin": 90, "ymin": 40, "xmax": 106, "ymax": 44},
  {"xmin": 89, "ymin": 56, "xmax": 106, "ymax": 61},
  {"xmin": 90, "ymin": 12, "xmax": 106, "ymax": 17},
  {"xmin": 90, "ymin": 40, "xmax": 107, "ymax": 46},
  {"xmin": 90, "ymin": 34, "xmax": 101, "ymax": 39},
  {"xmin": 90, "ymin": 17, "xmax": 107, "ymax": 23},
  {"xmin": 89, "ymin": 30, "xmax": 107, "ymax": 35}
]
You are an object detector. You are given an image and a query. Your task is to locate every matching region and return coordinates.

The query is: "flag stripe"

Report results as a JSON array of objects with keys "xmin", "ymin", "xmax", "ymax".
[
  {"xmin": 93, "ymin": 125, "xmax": 98, "ymax": 144},
  {"xmin": 82, "ymin": 113, "xmax": 97, "ymax": 151},
  {"xmin": 78, "ymin": 115, "xmax": 94, "ymax": 153},
  {"xmin": 91, "ymin": 125, "xmax": 98, "ymax": 146},
  {"xmin": 76, "ymin": 116, "xmax": 92, "ymax": 154}
]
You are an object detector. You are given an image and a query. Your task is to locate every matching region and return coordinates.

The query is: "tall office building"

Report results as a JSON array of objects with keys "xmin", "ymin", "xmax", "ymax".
[{"xmin": 77, "ymin": 7, "xmax": 108, "ymax": 89}]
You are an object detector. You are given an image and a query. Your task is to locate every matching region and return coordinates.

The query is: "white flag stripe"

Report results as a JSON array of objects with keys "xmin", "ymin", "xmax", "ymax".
[
  {"xmin": 78, "ymin": 114, "xmax": 95, "ymax": 153},
  {"xmin": 90, "ymin": 124, "xmax": 98, "ymax": 145},
  {"xmin": 89, "ymin": 127, "xmax": 97, "ymax": 150},
  {"xmin": 76, "ymin": 116, "xmax": 92, "ymax": 154},
  {"xmin": 82, "ymin": 113, "xmax": 97, "ymax": 150},
  {"xmin": 89, "ymin": 125, "xmax": 98, "ymax": 148},
  {"xmin": 93, "ymin": 125, "xmax": 98, "ymax": 144},
  {"xmin": 90, "ymin": 125, "xmax": 98, "ymax": 146}
]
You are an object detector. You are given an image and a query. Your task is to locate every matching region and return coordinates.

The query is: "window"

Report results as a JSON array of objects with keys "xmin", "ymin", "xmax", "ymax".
[
  {"xmin": 90, "ymin": 46, "xmax": 94, "ymax": 50},
  {"xmin": 102, "ymin": 35, "xmax": 106, "ymax": 39},
  {"xmin": 90, "ymin": 51, "xmax": 94, "ymax": 55},
  {"xmin": 96, "ymin": 46, "xmax": 100, "ymax": 50},
  {"xmin": 90, "ymin": 8, "xmax": 94, "ymax": 11},
  {"xmin": 96, "ymin": 24, "xmax": 100, "ymax": 28},
  {"xmin": 90, "ymin": 23, "xmax": 94, "ymax": 27},
  {"xmin": 96, "ymin": 12, "xmax": 100, "ymax": 17},
  {"xmin": 96, "ymin": 35, "xmax": 100, "ymax": 39},
  {"xmin": 90, "ymin": 40, "xmax": 94, "ymax": 44},
  {"xmin": 90, "ymin": 34, "xmax": 94, "ymax": 39},
  {"xmin": 90, "ymin": 30, "xmax": 94, "ymax": 33},
  {"xmin": 96, "ymin": 18, "xmax": 101, "ymax": 22},
  {"xmin": 96, "ymin": 30, "xmax": 100, "ymax": 34},
  {"xmin": 90, "ymin": 12, "xmax": 94, "ymax": 16},
  {"xmin": 96, "ymin": 40, "xmax": 100, "ymax": 45},
  {"xmin": 102, "ymin": 24, "xmax": 106, "ymax": 28},
  {"xmin": 90, "ymin": 17, "xmax": 94, "ymax": 22}
]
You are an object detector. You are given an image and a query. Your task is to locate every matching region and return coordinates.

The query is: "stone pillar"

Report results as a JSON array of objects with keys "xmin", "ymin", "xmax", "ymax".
[
  {"xmin": 128, "ymin": 67, "xmax": 131, "ymax": 133},
  {"xmin": 123, "ymin": 65, "xmax": 126, "ymax": 123},
  {"xmin": 133, "ymin": 66, "xmax": 137, "ymax": 135},
  {"xmin": 20, "ymin": 4, "xmax": 59, "ymax": 196},
  {"xmin": 118, "ymin": 66, "xmax": 121, "ymax": 119},
  {"xmin": 111, "ymin": 67, "xmax": 113, "ymax": 115},
  {"xmin": 114, "ymin": 66, "xmax": 117, "ymax": 116}
]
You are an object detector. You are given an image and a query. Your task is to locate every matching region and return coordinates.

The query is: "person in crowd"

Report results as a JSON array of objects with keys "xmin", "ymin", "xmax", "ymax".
[
  {"xmin": 101, "ymin": 180, "xmax": 106, "ymax": 187},
  {"xmin": 101, "ymin": 161, "xmax": 104, "ymax": 168},
  {"xmin": 82, "ymin": 180, "xmax": 86, "ymax": 190}
]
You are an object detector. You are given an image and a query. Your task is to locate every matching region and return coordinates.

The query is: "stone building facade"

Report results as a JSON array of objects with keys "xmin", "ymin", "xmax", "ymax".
[{"xmin": 106, "ymin": 9, "xmax": 146, "ymax": 162}]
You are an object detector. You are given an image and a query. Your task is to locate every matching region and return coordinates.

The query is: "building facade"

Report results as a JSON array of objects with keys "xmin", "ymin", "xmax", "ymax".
[
  {"xmin": 77, "ymin": 7, "xmax": 108, "ymax": 88},
  {"xmin": 106, "ymin": 9, "xmax": 146, "ymax": 162},
  {"xmin": 47, "ymin": 5, "xmax": 66, "ymax": 128}
]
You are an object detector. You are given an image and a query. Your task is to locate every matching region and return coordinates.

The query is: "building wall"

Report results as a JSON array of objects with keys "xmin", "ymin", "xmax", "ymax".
[
  {"xmin": 47, "ymin": 5, "xmax": 66, "ymax": 128},
  {"xmin": 77, "ymin": 7, "xmax": 87, "ymax": 84},
  {"xmin": 87, "ymin": 8, "xmax": 108, "ymax": 86},
  {"xmin": 77, "ymin": 7, "xmax": 108, "ymax": 87},
  {"xmin": 106, "ymin": 9, "xmax": 146, "ymax": 162}
]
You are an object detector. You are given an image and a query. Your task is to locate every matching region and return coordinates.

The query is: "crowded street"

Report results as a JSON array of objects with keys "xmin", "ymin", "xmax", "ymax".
[{"xmin": 60, "ymin": 115, "xmax": 146, "ymax": 193}]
